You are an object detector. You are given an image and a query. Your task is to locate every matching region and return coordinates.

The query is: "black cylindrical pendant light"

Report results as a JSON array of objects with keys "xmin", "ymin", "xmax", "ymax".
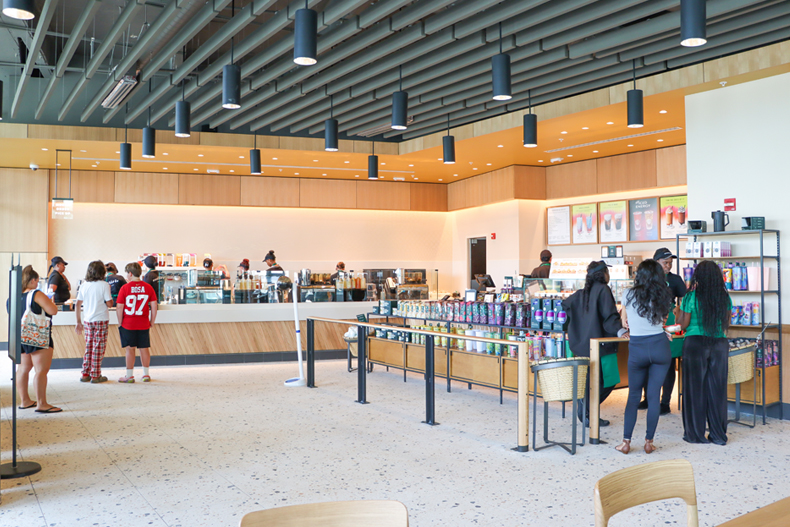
[
  {"xmin": 325, "ymin": 119, "xmax": 338, "ymax": 152},
  {"xmin": 391, "ymin": 66, "xmax": 408, "ymax": 130},
  {"xmin": 491, "ymin": 23, "xmax": 511, "ymax": 101},
  {"xmin": 222, "ymin": 64, "xmax": 241, "ymax": 109},
  {"xmin": 442, "ymin": 135, "xmax": 455, "ymax": 165},
  {"xmin": 523, "ymin": 90, "xmax": 537, "ymax": 148},
  {"xmin": 120, "ymin": 142, "xmax": 132, "ymax": 170},
  {"xmin": 680, "ymin": 0, "xmax": 707, "ymax": 47},
  {"xmin": 3, "ymin": 0, "xmax": 36, "ymax": 20},
  {"xmin": 627, "ymin": 61, "xmax": 643, "ymax": 129},
  {"xmin": 142, "ymin": 126, "xmax": 156, "ymax": 158},
  {"xmin": 368, "ymin": 154, "xmax": 378, "ymax": 180},
  {"xmin": 250, "ymin": 138, "xmax": 261, "ymax": 175},
  {"xmin": 175, "ymin": 101, "xmax": 191, "ymax": 137},
  {"xmin": 293, "ymin": 4, "xmax": 318, "ymax": 66}
]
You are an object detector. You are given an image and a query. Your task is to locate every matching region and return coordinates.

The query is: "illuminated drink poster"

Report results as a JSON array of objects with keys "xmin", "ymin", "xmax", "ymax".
[
  {"xmin": 660, "ymin": 195, "xmax": 688, "ymax": 239},
  {"xmin": 599, "ymin": 200, "xmax": 628, "ymax": 243},
  {"xmin": 571, "ymin": 203, "xmax": 598, "ymax": 244},
  {"xmin": 629, "ymin": 197, "xmax": 659, "ymax": 241}
]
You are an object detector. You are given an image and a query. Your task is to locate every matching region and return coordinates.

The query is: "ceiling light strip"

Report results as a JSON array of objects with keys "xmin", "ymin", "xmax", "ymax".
[{"xmin": 544, "ymin": 127, "xmax": 682, "ymax": 152}]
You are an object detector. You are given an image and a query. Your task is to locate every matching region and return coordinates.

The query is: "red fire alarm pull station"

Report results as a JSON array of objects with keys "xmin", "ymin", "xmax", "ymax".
[
  {"xmin": 724, "ymin": 198, "xmax": 736, "ymax": 212},
  {"xmin": 491, "ymin": 233, "xmax": 496, "ymax": 240}
]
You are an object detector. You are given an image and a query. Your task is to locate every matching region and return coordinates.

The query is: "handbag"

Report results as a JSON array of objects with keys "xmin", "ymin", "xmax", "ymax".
[{"xmin": 21, "ymin": 291, "xmax": 50, "ymax": 348}]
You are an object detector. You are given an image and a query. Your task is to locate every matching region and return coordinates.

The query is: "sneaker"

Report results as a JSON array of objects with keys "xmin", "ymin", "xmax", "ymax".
[
  {"xmin": 90, "ymin": 376, "xmax": 108, "ymax": 384},
  {"xmin": 637, "ymin": 399, "xmax": 648, "ymax": 410},
  {"xmin": 118, "ymin": 376, "xmax": 135, "ymax": 383},
  {"xmin": 80, "ymin": 375, "xmax": 91, "ymax": 383},
  {"xmin": 660, "ymin": 404, "xmax": 671, "ymax": 416},
  {"xmin": 141, "ymin": 375, "xmax": 151, "ymax": 383}
]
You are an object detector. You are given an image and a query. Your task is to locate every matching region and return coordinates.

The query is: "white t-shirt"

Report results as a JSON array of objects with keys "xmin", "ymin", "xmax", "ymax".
[{"xmin": 76, "ymin": 281, "xmax": 113, "ymax": 323}]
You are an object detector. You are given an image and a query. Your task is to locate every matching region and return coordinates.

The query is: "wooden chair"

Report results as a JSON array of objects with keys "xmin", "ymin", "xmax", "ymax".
[
  {"xmin": 594, "ymin": 459, "xmax": 698, "ymax": 526},
  {"xmin": 239, "ymin": 500, "xmax": 409, "ymax": 527}
]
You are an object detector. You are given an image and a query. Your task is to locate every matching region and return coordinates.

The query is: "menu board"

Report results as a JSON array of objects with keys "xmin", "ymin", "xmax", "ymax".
[
  {"xmin": 660, "ymin": 195, "xmax": 688, "ymax": 239},
  {"xmin": 548, "ymin": 258, "xmax": 593, "ymax": 280},
  {"xmin": 547, "ymin": 206, "xmax": 571, "ymax": 246},
  {"xmin": 599, "ymin": 200, "xmax": 628, "ymax": 243},
  {"xmin": 571, "ymin": 203, "xmax": 598, "ymax": 244},
  {"xmin": 51, "ymin": 198, "xmax": 74, "ymax": 220},
  {"xmin": 628, "ymin": 197, "xmax": 659, "ymax": 241}
]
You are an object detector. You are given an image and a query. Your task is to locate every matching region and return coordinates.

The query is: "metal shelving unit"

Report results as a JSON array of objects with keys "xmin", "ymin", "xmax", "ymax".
[{"xmin": 676, "ymin": 229, "xmax": 782, "ymax": 423}]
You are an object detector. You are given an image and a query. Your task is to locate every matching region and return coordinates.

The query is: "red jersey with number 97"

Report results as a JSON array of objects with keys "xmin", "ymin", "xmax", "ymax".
[{"xmin": 117, "ymin": 280, "xmax": 157, "ymax": 330}]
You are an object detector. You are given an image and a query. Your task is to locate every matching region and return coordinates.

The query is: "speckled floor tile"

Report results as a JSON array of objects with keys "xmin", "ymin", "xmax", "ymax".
[{"xmin": 2, "ymin": 359, "xmax": 789, "ymax": 527}]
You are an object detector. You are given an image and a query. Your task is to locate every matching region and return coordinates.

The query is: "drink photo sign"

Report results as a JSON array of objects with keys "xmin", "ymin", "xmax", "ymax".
[{"xmin": 599, "ymin": 200, "xmax": 628, "ymax": 243}]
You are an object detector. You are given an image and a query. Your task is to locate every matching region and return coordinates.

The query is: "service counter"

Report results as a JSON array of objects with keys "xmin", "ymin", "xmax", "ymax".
[{"xmin": 51, "ymin": 302, "xmax": 376, "ymax": 361}]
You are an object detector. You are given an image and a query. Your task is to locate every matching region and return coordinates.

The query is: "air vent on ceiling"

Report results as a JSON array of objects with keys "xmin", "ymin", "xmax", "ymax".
[
  {"xmin": 101, "ymin": 75, "xmax": 138, "ymax": 109},
  {"xmin": 356, "ymin": 116, "xmax": 415, "ymax": 137}
]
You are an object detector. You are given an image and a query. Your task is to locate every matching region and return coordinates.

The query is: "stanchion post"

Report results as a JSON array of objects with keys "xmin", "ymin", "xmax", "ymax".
[
  {"xmin": 589, "ymin": 339, "xmax": 601, "ymax": 444},
  {"xmin": 422, "ymin": 334, "xmax": 438, "ymax": 425},
  {"xmin": 306, "ymin": 318, "xmax": 315, "ymax": 387},
  {"xmin": 356, "ymin": 324, "xmax": 368, "ymax": 404},
  {"xmin": 514, "ymin": 341, "xmax": 529, "ymax": 452}
]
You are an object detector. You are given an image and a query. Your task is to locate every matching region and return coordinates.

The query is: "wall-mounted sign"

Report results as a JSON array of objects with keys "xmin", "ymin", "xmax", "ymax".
[
  {"xmin": 571, "ymin": 203, "xmax": 598, "ymax": 244},
  {"xmin": 659, "ymin": 195, "xmax": 688, "ymax": 240},
  {"xmin": 51, "ymin": 198, "xmax": 74, "ymax": 220},
  {"xmin": 599, "ymin": 200, "xmax": 628, "ymax": 243},
  {"xmin": 548, "ymin": 258, "xmax": 593, "ymax": 280},
  {"xmin": 628, "ymin": 197, "xmax": 659, "ymax": 241},
  {"xmin": 547, "ymin": 206, "xmax": 571, "ymax": 246}
]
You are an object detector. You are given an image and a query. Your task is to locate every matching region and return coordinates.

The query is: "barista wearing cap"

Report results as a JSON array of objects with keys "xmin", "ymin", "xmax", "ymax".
[
  {"xmin": 142, "ymin": 256, "xmax": 160, "ymax": 302},
  {"xmin": 47, "ymin": 256, "xmax": 72, "ymax": 303},
  {"xmin": 530, "ymin": 250, "xmax": 552, "ymax": 279},
  {"xmin": 330, "ymin": 262, "xmax": 345, "ymax": 285},
  {"xmin": 105, "ymin": 262, "xmax": 127, "ymax": 305},
  {"xmin": 263, "ymin": 250, "xmax": 283, "ymax": 272}
]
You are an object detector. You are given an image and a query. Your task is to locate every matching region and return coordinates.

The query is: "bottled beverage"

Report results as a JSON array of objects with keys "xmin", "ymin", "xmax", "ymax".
[
  {"xmin": 732, "ymin": 263, "xmax": 741, "ymax": 291},
  {"xmin": 741, "ymin": 263, "xmax": 749, "ymax": 290}
]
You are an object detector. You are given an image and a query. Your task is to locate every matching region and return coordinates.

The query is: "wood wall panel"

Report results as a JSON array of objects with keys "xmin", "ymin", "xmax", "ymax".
[
  {"xmin": 546, "ymin": 160, "xmax": 598, "ymax": 199},
  {"xmin": 49, "ymin": 170, "xmax": 115, "ymax": 202},
  {"xmin": 0, "ymin": 168, "xmax": 49, "ymax": 252},
  {"xmin": 114, "ymin": 171, "xmax": 179, "ymax": 204},
  {"xmin": 299, "ymin": 179, "xmax": 356, "ymax": 209},
  {"xmin": 356, "ymin": 181, "xmax": 410, "ymax": 210},
  {"xmin": 240, "ymin": 176, "xmax": 300, "ymax": 207},
  {"xmin": 656, "ymin": 145, "xmax": 687, "ymax": 187},
  {"xmin": 27, "ymin": 125, "xmax": 114, "ymax": 141},
  {"xmin": 178, "ymin": 174, "xmax": 241, "ymax": 206},
  {"xmin": 596, "ymin": 150, "xmax": 657, "ymax": 194},
  {"xmin": 0, "ymin": 123, "xmax": 28, "ymax": 138},
  {"xmin": 410, "ymin": 183, "xmax": 447, "ymax": 211},
  {"xmin": 279, "ymin": 136, "xmax": 323, "ymax": 152},
  {"xmin": 513, "ymin": 165, "xmax": 546, "ymax": 200},
  {"xmin": 199, "ymin": 132, "xmax": 256, "ymax": 148}
]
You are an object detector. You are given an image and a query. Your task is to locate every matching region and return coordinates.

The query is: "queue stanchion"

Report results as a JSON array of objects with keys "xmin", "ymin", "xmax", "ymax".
[
  {"xmin": 306, "ymin": 318, "xmax": 315, "ymax": 388},
  {"xmin": 356, "ymin": 324, "xmax": 368, "ymax": 404},
  {"xmin": 423, "ymin": 334, "xmax": 438, "ymax": 425},
  {"xmin": 513, "ymin": 341, "xmax": 529, "ymax": 452}
]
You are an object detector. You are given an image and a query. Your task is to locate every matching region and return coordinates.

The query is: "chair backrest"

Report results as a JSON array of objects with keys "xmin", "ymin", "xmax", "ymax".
[
  {"xmin": 594, "ymin": 459, "xmax": 698, "ymax": 527},
  {"xmin": 239, "ymin": 500, "xmax": 409, "ymax": 527}
]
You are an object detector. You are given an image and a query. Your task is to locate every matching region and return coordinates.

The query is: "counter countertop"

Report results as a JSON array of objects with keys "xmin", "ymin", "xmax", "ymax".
[{"xmin": 52, "ymin": 301, "xmax": 376, "ymax": 326}]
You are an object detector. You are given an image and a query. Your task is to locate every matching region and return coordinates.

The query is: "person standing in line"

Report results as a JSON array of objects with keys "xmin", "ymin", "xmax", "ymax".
[
  {"xmin": 116, "ymin": 263, "xmax": 158, "ymax": 383},
  {"xmin": 617, "ymin": 260, "xmax": 673, "ymax": 455},
  {"xmin": 76, "ymin": 261, "xmax": 114, "ymax": 384},
  {"xmin": 10, "ymin": 266, "xmax": 61, "ymax": 413},
  {"xmin": 142, "ymin": 255, "xmax": 160, "ymax": 303},
  {"xmin": 530, "ymin": 250, "xmax": 552, "ymax": 279},
  {"xmin": 105, "ymin": 262, "xmax": 127, "ymax": 306},
  {"xmin": 677, "ymin": 261, "xmax": 732, "ymax": 445},
  {"xmin": 47, "ymin": 256, "xmax": 71, "ymax": 303},
  {"xmin": 638, "ymin": 248, "xmax": 687, "ymax": 414}
]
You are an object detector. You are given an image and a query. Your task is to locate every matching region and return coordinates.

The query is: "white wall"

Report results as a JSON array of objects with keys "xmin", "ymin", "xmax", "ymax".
[{"xmin": 686, "ymin": 72, "xmax": 790, "ymax": 325}]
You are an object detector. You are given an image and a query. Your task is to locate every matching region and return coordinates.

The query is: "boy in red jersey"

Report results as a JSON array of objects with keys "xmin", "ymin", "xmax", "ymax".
[{"xmin": 116, "ymin": 262, "xmax": 158, "ymax": 383}]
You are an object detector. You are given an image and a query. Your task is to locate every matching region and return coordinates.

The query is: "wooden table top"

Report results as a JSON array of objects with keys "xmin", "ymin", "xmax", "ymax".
[{"xmin": 717, "ymin": 496, "xmax": 790, "ymax": 526}]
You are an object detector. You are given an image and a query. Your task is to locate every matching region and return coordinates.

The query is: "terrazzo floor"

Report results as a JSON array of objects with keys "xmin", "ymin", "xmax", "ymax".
[{"xmin": 1, "ymin": 359, "xmax": 788, "ymax": 527}]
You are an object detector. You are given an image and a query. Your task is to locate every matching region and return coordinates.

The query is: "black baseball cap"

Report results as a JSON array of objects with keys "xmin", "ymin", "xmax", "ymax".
[
  {"xmin": 51, "ymin": 256, "xmax": 68, "ymax": 266},
  {"xmin": 653, "ymin": 248, "xmax": 676, "ymax": 261}
]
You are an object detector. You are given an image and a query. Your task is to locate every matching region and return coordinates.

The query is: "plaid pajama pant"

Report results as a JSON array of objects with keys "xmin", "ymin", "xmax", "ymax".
[{"xmin": 81, "ymin": 321, "xmax": 109, "ymax": 378}]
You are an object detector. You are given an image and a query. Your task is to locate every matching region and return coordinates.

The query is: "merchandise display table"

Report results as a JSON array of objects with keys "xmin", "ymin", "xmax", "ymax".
[{"xmin": 716, "ymin": 496, "xmax": 790, "ymax": 526}]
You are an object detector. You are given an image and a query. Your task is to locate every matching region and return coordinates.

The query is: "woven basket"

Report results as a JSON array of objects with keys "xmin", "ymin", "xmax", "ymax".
[
  {"xmin": 728, "ymin": 346, "xmax": 755, "ymax": 385},
  {"xmin": 532, "ymin": 357, "xmax": 590, "ymax": 402},
  {"xmin": 345, "ymin": 338, "xmax": 358, "ymax": 358}
]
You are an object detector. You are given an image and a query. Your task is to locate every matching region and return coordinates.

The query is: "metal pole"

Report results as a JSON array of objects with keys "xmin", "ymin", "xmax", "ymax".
[
  {"xmin": 306, "ymin": 318, "xmax": 315, "ymax": 387},
  {"xmin": 423, "ymin": 334, "xmax": 438, "ymax": 425},
  {"xmin": 514, "ymin": 341, "xmax": 529, "ymax": 452},
  {"xmin": 356, "ymin": 324, "xmax": 368, "ymax": 404}
]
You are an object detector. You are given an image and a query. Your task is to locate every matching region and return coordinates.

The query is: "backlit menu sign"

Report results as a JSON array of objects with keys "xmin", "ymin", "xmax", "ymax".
[{"xmin": 51, "ymin": 198, "xmax": 74, "ymax": 220}]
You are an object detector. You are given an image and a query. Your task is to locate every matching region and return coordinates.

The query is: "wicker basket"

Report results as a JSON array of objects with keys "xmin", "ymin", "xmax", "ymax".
[
  {"xmin": 728, "ymin": 346, "xmax": 755, "ymax": 385},
  {"xmin": 532, "ymin": 357, "xmax": 590, "ymax": 402},
  {"xmin": 345, "ymin": 338, "xmax": 358, "ymax": 358}
]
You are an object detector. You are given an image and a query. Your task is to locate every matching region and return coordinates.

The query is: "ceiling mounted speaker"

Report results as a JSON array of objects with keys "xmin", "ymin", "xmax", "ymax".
[
  {"xmin": 491, "ymin": 53, "xmax": 512, "ymax": 101},
  {"xmin": 250, "ymin": 148, "xmax": 261, "ymax": 175},
  {"xmin": 175, "ymin": 100, "xmax": 191, "ymax": 137},
  {"xmin": 325, "ymin": 118, "xmax": 338, "ymax": 151},
  {"xmin": 293, "ymin": 8, "xmax": 318, "ymax": 65},
  {"xmin": 368, "ymin": 154, "xmax": 378, "ymax": 179},
  {"xmin": 680, "ymin": 0, "xmax": 707, "ymax": 47},
  {"xmin": 443, "ymin": 135, "xmax": 455, "ymax": 164},
  {"xmin": 119, "ymin": 142, "xmax": 132, "ymax": 170},
  {"xmin": 391, "ymin": 91, "xmax": 408, "ymax": 130},
  {"xmin": 2, "ymin": 0, "xmax": 35, "ymax": 20},
  {"xmin": 523, "ymin": 113, "xmax": 537, "ymax": 148},
  {"xmin": 627, "ymin": 89, "xmax": 644, "ymax": 128},
  {"xmin": 222, "ymin": 64, "xmax": 241, "ymax": 109},
  {"xmin": 142, "ymin": 126, "xmax": 156, "ymax": 158}
]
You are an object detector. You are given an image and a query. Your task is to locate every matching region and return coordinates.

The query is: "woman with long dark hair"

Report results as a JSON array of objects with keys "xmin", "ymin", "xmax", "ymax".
[
  {"xmin": 617, "ymin": 260, "xmax": 673, "ymax": 454},
  {"xmin": 677, "ymin": 261, "xmax": 732, "ymax": 445}
]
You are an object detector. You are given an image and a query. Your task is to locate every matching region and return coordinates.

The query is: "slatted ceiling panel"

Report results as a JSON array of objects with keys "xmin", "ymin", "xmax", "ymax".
[
  {"xmin": 546, "ymin": 160, "xmax": 598, "ymax": 199},
  {"xmin": 240, "ymin": 176, "xmax": 301, "ymax": 207},
  {"xmin": 596, "ymin": 150, "xmax": 657, "ymax": 194},
  {"xmin": 299, "ymin": 179, "xmax": 357, "ymax": 209},
  {"xmin": 115, "ymin": 171, "xmax": 180, "ymax": 204},
  {"xmin": 513, "ymin": 165, "xmax": 547, "ymax": 200},
  {"xmin": 178, "ymin": 174, "xmax": 241, "ymax": 206},
  {"xmin": 356, "ymin": 180, "xmax": 410, "ymax": 210},
  {"xmin": 0, "ymin": 168, "xmax": 49, "ymax": 253},
  {"xmin": 410, "ymin": 183, "xmax": 447, "ymax": 211},
  {"xmin": 656, "ymin": 145, "xmax": 687, "ymax": 187}
]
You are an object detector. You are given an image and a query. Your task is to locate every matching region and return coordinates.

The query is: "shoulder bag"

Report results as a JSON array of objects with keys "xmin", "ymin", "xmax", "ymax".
[{"xmin": 21, "ymin": 291, "xmax": 51, "ymax": 348}]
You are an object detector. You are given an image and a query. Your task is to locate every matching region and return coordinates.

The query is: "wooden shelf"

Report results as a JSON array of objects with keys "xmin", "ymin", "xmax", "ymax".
[
  {"xmin": 728, "ymin": 290, "xmax": 779, "ymax": 294},
  {"xmin": 678, "ymin": 256, "xmax": 778, "ymax": 260},
  {"xmin": 730, "ymin": 324, "xmax": 779, "ymax": 330}
]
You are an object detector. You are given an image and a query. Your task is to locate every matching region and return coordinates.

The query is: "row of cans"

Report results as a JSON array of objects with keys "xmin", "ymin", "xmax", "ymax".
[
  {"xmin": 731, "ymin": 302, "xmax": 761, "ymax": 326},
  {"xmin": 395, "ymin": 300, "xmax": 531, "ymax": 328}
]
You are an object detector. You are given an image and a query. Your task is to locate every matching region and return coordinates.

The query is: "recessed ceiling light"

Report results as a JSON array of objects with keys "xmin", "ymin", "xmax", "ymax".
[
  {"xmin": 322, "ymin": 173, "xmax": 327, "ymax": 176},
  {"xmin": 486, "ymin": 163, "xmax": 492, "ymax": 166},
  {"xmin": 239, "ymin": 156, "xmax": 244, "ymax": 159},
  {"xmin": 344, "ymin": 160, "xmax": 350, "ymax": 164},
  {"xmin": 560, "ymin": 131, "xmax": 567, "ymax": 134},
  {"xmin": 91, "ymin": 165, "xmax": 97, "ymax": 167},
  {"xmin": 313, "ymin": 159, "xmax": 318, "ymax": 162},
  {"xmin": 56, "ymin": 163, "xmax": 61, "ymax": 166},
  {"xmin": 163, "ymin": 153, "xmax": 168, "ymax": 155},
  {"xmin": 194, "ymin": 168, "xmax": 198, "ymax": 171},
  {"xmin": 593, "ymin": 150, "xmax": 599, "ymax": 153},
  {"xmin": 416, "ymin": 178, "xmax": 420, "ymax": 180},
  {"xmin": 438, "ymin": 158, "xmax": 443, "ymax": 161},
  {"xmin": 657, "ymin": 139, "xmax": 664, "ymax": 142},
  {"xmin": 497, "ymin": 144, "xmax": 504, "ymax": 148},
  {"xmin": 229, "ymin": 170, "xmax": 234, "ymax": 173},
  {"xmin": 198, "ymin": 154, "xmax": 204, "ymax": 157},
  {"xmin": 408, "ymin": 164, "xmax": 414, "ymax": 167},
  {"xmin": 627, "ymin": 144, "xmax": 633, "ymax": 147},
  {"xmin": 473, "ymin": 168, "xmax": 478, "ymax": 170},
  {"xmin": 659, "ymin": 110, "xmax": 667, "ymax": 114},
  {"xmin": 164, "ymin": 167, "xmax": 168, "ymax": 170},
  {"xmin": 582, "ymin": 127, "xmax": 589, "ymax": 130},
  {"xmin": 273, "ymin": 157, "xmax": 278, "ymax": 160},
  {"xmin": 567, "ymin": 154, "xmax": 573, "ymax": 157},
  {"xmin": 537, "ymin": 160, "xmax": 543, "ymax": 163},
  {"xmin": 606, "ymin": 122, "xmax": 614, "ymax": 125},
  {"xmin": 80, "ymin": 150, "xmax": 87, "ymax": 153},
  {"xmin": 41, "ymin": 148, "xmax": 48, "ymax": 151},
  {"xmin": 115, "ymin": 151, "xmax": 120, "ymax": 154},
  {"xmin": 355, "ymin": 175, "xmax": 359, "ymax": 177},
  {"xmin": 453, "ymin": 174, "xmax": 458, "ymax": 177},
  {"xmin": 294, "ymin": 172, "xmax": 299, "ymax": 175},
  {"xmin": 381, "ymin": 162, "xmax": 386, "ymax": 165}
]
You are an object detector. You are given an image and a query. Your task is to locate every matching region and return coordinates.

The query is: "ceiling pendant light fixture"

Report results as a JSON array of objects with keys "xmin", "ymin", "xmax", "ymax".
[
  {"xmin": 680, "ymin": 0, "xmax": 707, "ymax": 47},
  {"xmin": 293, "ymin": 0, "xmax": 317, "ymax": 66},
  {"xmin": 443, "ymin": 114, "xmax": 455, "ymax": 165},
  {"xmin": 222, "ymin": 1, "xmax": 241, "ymax": 109},
  {"xmin": 250, "ymin": 134, "xmax": 261, "ymax": 175},
  {"xmin": 627, "ymin": 60, "xmax": 643, "ymax": 129},
  {"xmin": 523, "ymin": 90, "xmax": 537, "ymax": 148},
  {"xmin": 368, "ymin": 144, "xmax": 378, "ymax": 180},
  {"xmin": 391, "ymin": 65, "xmax": 408, "ymax": 130},
  {"xmin": 142, "ymin": 84, "xmax": 156, "ymax": 158},
  {"xmin": 492, "ymin": 22, "xmax": 512, "ymax": 101},
  {"xmin": 175, "ymin": 80, "xmax": 191, "ymax": 137},
  {"xmin": 120, "ymin": 104, "xmax": 132, "ymax": 170},
  {"xmin": 2, "ymin": 0, "xmax": 36, "ymax": 20},
  {"xmin": 325, "ymin": 93, "xmax": 338, "ymax": 152}
]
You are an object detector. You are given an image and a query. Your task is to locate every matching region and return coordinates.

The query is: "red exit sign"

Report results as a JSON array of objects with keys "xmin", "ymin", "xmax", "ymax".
[{"xmin": 724, "ymin": 198, "xmax": 736, "ymax": 212}]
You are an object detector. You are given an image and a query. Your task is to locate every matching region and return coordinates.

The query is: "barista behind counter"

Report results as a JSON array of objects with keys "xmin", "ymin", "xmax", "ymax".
[{"xmin": 263, "ymin": 250, "xmax": 283, "ymax": 272}]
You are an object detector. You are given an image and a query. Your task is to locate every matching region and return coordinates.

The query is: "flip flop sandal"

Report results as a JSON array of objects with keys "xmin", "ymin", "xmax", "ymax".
[
  {"xmin": 35, "ymin": 407, "xmax": 63, "ymax": 414},
  {"xmin": 18, "ymin": 402, "xmax": 37, "ymax": 410}
]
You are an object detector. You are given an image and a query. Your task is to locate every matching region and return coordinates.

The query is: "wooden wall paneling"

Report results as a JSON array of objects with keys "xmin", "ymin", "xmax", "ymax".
[
  {"xmin": 199, "ymin": 132, "xmax": 256, "ymax": 148},
  {"xmin": 240, "ymin": 176, "xmax": 300, "ymax": 207},
  {"xmin": 656, "ymin": 145, "xmax": 687, "ymax": 187},
  {"xmin": 299, "ymin": 179, "xmax": 356, "ymax": 209},
  {"xmin": 447, "ymin": 178, "xmax": 469, "ymax": 211},
  {"xmin": 356, "ymin": 180, "xmax": 410, "ymax": 210},
  {"xmin": 27, "ymin": 125, "xmax": 114, "ymax": 141},
  {"xmin": 353, "ymin": 141, "xmax": 372, "ymax": 154},
  {"xmin": 49, "ymin": 170, "xmax": 115, "ymax": 202},
  {"xmin": 279, "ymin": 136, "xmax": 323, "ymax": 152},
  {"xmin": 545, "ymin": 160, "xmax": 598, "ymax": 199},
  {"xmin": 539, "ymin": 88, "xmax": 611, "ymax": 120},
  {"xmin": 114, "ymin": 171, "xmax": 179, "ymax": 204},
  {"xmin": 513, "ymin": 165, "xmax": 546, "ymax": 200},
  {"xmin": 373, "ymin": 142, "xmax": 399, "ymax": 155},
  {"xmin": 410, "ymin": 183, "xmax": 447, "ymax": 211},
  {"xmin": 0, "ymin": 123, "xmax": 28, "ymax": 138},
  {"xmin": 478, "ymin": 167, "xmax": 515, "ymax": 206},
  {"xmin": 596, "ymin": 150, "xmax": 657, "ymax": 194},
  {"xmin": 337, "ymin": 139, "xmax": 355, "ymax": 153},
  {"xmin": 703, "ymin": 41, "xmax": 790, "ymax": 82},
  {"xmin": 0, "ymin": 252, "xmax": 48, "ymax": 343},
  {"xmin": 0, "ymin": 168, "xmax": 49, "ymax": 252},
  {"xmin": 152, "ymin": 129, "xmax": 201, "ymax": 146},
  {"xmin": 178, "ymin": 174, "xmax": 241, "ymax": 206}
]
